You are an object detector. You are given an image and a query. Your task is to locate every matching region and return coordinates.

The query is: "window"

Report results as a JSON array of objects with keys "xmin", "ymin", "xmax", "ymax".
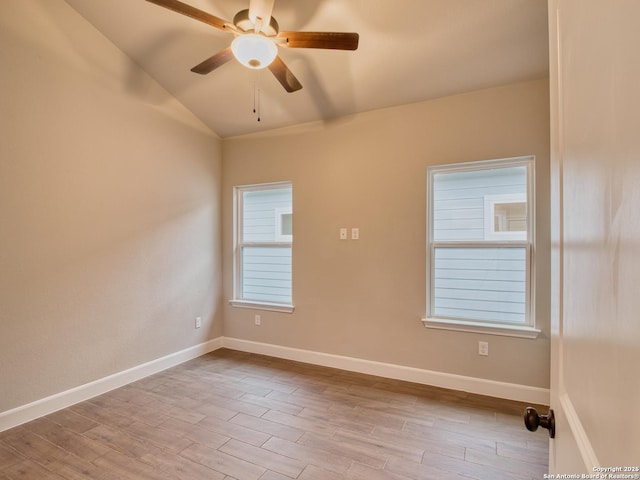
[
  {"xmin": 231, "ymin": 182, "xmax": 294, "ymax": 312},
  {"xmin": 274, "ymin": 207, "xmax": 292, "ymax": 242},
  {"xmin": 423, "ymin": 156, "xmax": 539, "ymax": 338},
  {"xmin": 483, "ymin": 193, "xmax": 527, "ymax": 241}
]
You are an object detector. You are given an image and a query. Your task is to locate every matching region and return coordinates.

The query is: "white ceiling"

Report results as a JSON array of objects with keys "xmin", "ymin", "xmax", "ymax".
[{"xmin": 64, "ymin": 0, "xmax": 549, "ymax": 138}]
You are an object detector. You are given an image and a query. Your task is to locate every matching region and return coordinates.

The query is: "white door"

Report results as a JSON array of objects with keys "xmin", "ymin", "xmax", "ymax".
[{"xmin": 547, "ymin": 0, "xmax": 640, "ymax": 474}]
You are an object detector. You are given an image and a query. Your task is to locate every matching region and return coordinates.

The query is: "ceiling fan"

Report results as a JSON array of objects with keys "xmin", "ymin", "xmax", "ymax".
[{"xmin": 145, "ymin": 0, "xmax": 360, "ymax": 92}]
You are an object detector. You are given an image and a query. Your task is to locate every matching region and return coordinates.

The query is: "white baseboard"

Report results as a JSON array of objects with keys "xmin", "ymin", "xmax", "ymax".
[
  {"xmin": 223, "ymin": 337, "xmax": 550, "ymax": 405},
  {"xmin": 0, "ymin": 337, "xmax": 223, "ymax": 433},
  {"xmin": 1, "ymin": 335, "xmax": 549, "ymax": 433}
]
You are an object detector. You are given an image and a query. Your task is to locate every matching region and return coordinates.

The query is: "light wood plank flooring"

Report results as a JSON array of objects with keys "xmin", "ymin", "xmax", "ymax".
[{"xmin": 0, "ymin": 349, "xmax": 549, "ymax": 479}]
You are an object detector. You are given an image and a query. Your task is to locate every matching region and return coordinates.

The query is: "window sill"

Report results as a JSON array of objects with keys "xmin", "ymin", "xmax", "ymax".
[
  {"xmin": 421, "ymin": 317, "xmax": 540, "ymax": 339},
  {"xmin": 229, "ymin": 299, "xmax": 295, "ymax": 314}
]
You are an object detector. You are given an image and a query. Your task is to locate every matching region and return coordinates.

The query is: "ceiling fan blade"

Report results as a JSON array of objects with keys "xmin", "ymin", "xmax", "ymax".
[
  {"xmin": 277, "ymin": 32, "xmax": 359, "ymax": 50},
  {"xmin": 248, "ymin": 0, "xmax": 275, "ymax": 33},
  {"xmin": 145, "ymin": 0, "xmax": 230, "ymax": 32},
  {"xmin": 191, "ymin": 47, "xmax": 234, "ymax": 75},
  {"xmin": 268, "ymin": 56, "xmax": 302, "ymax": 93}
]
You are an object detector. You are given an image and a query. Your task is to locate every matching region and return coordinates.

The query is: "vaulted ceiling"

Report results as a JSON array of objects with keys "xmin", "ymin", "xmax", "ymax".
[{"xmin": 64, "ymin": 0, "xmax": 549, "ymax": 138}]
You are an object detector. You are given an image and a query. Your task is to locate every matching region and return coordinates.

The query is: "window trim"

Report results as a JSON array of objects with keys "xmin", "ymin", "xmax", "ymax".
[
  {"xmin": 274, "ymin": 207, "xmax": 293, "ymax": 242},
  {"xmin": 483, "ymin": 193, "xmax": 527, "ymax": 241},
  {"xmin": 423, "ymin": 156, "xmax": 539, "ymax": 338},
  {"xmin": 231, "ymin": 181, "xmax": 294, "ymax": 313}
]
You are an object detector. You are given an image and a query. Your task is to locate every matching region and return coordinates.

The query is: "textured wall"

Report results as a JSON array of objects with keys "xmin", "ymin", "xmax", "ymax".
[
  {"xmin": 222, "ymin": 78, "xmax": 551, "ymax": 389},
  {"xmin": 0, "ymin": 0, "xmax": 223, "ymax": 412}
]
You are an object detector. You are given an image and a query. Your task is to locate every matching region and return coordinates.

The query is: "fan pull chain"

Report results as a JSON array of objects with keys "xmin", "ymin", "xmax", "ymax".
[
  {"xmin": 257, "ymin": 87, "xmax": 261, "ymax": 122},
  {"xmin": 252, "ymin": 81, "xmax": 261, "ymax": 122}
]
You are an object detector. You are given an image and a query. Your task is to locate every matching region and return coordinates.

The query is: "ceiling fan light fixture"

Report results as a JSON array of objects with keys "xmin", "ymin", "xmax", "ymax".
[{"xmin": 231, "ymin": 34, "xmax": 277, "ymax": 69}]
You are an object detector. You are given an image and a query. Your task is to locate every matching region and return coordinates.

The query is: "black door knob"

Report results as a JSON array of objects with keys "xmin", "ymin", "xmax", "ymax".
[{"xmin": 524, "ymin": 407, "xmax": 555, "ymax": 438}]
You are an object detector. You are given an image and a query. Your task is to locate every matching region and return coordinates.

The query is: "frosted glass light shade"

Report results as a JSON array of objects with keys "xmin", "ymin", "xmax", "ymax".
[{"xmin": 231, "ymin": 34, "xmax": 278, "ymax": 69}]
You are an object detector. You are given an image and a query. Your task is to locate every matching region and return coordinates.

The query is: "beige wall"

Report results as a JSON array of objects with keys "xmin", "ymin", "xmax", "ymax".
[
  {"xmin": 0, "ymin": 1, "xmax": 223, "ymax": 412},
  {"xmin": 222, "ymin": 78, "xmax": 551, "ymax": 389}
]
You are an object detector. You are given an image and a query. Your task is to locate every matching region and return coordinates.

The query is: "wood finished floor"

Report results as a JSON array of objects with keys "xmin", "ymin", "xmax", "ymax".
[{"xmin": 0, "ymin": 349, "xmax": 548, "ymax": 480}]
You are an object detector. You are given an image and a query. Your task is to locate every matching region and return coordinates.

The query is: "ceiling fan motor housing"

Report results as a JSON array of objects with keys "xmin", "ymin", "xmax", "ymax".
[{"xmin": 233, "ymin": 9, "xmax": 279, "ymax": 35}]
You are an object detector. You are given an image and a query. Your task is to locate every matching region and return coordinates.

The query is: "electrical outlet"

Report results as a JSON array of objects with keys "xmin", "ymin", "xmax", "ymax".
[
  {"xmin": 351, "ymin": 227, "xmax": 359, "ymax": 240},
  {"xmin": 195, "ymin": 316, "xmax": 202, "ymax": 329},
  {"xmin": 478, "ymin": 341, "xmax": 489, "ymax": 356},
  {"xmin": 254, "ymin": 315, "xmax": 261, "ymax": 326}
]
